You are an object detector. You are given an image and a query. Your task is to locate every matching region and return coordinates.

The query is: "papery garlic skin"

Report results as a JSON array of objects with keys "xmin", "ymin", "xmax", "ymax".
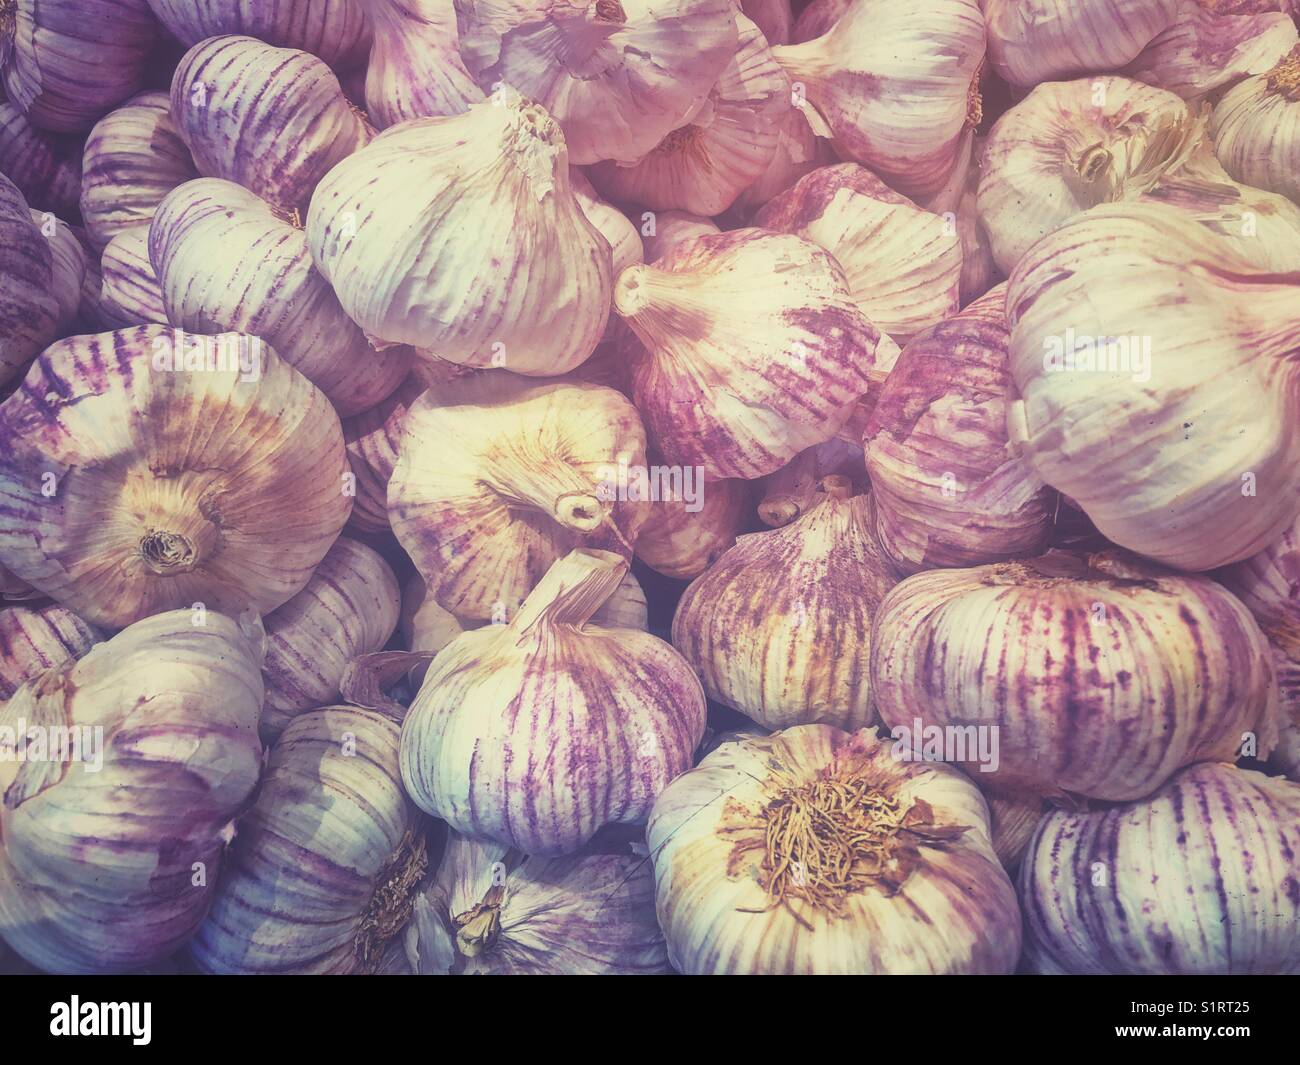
[
  {"xmin": 731, "ymin": 104, "xmax": 830, "ymax": 214},
  {"xmin": 641, "ymin": 210, "xmax": 720, "ymax": 263},
  {"xmin": 390, "ymin": 374, "xmax": 647, "ymax": 623},
  {"xmin": 401, "ymin": 550, "xmax": 707, "ymax": 855},
  {"xmin": 741, "ymin": 0, "xmax": 790, "ymax": 44},
  {"xmin": 790, "ymin": 0, "xmax": 847, "ymax": 43},
  {"xmin": 99, "ymin": 226, "xmax": 168, "ymax": 327},
  {"xmin": 407, "ymin": 831, "xmax": 670, "ymax": 974},
  {"xmin": 756, "ymin": 163, "xmax": 961, "ymax": 343},
  {"xmin": 1022, "ymin": 763, "xmax": 1300, "ymax": 974},
  {"xmin": 872, "ymin": 551, "xmax": 1278, "ymax": 801},
  {"xmin": 0, "ymin": 102, "xmax": 81, "ymax": 219},
  {"xmin": 1211, "ymin": 47, "xmax": 1300, "ymax": 204},
  {"xmin": 571, "ymin": 168, "xmax": 643, "ymax": 276},
  {"xmin": 647, "ymin": 725, "xmax": 1022, "ymax": 975},
  {"xmin": 1006, "ymin": 202, "xmax": 1300, "ymax": 570},
  {"xmin": 308, "ymin": 97, "xmax": 612, "ymax": 375},
  {"xmin": 633, "ymin": 476, "xmax": 749, "ymax": 580},
  {"xmin": 0, "ymin": 604, "xmax": 100, "ymax": 698},
  {"xmin": 0, "ymin": 173, "xmax": 59, "ymax": 385},
  {"xmin": 864, "ymin": 285, "xmax": 1056, "ymax": 574},
  {"xmin": 170, "ymin": 35, "xmax": 370, "ymax": 214},
  {"xmin": 0, "ymin": 325, "xmax": 352, "ymax": 628},
  {"xmin": 455, "ymin": 0, "xmax": 739, "ymax": 166},
  {"xmin": 400, "ymin": 573, "xmax": 465, "ymax": 658},
  {"xmin": 360, "ymin": 0, "xmax": 482, "ymax": 127},
  {"xmin": 771, "ymin": 0, "xmax": 985, "ymax": 201},
  {"xmin": 192, "ymin": 705, "xmax": 428, "ymax": 975},
  {"xmin": 614, "ymin": 228, "xmax": 892, "ymax": 480},
  {"xmin": 0, "ymin": 610, "xmax": 264, "ymax": 974},
  {"xmin": 342, "ymin": 375, "xmax": 428, "ymax": 535}
]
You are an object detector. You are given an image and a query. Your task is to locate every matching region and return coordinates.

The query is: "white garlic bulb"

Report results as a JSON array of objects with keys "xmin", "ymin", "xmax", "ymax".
[
  {"xmin": 641, "ymin": 210, "xmax": 720, "ymax": 263},
  {"xmin": 360, "ymin": 0, "xmax": 482, "ymax": 127},
  {"xmin": 1211, "ymin": 45, "xmax": 1300, "ymax": 205},
  {"xmin": 0, "ymin": 603, "xmax": 101, "ymax": 698},
  {"xmin": 0, "ymin": 174, "xmax": 60, "ymax": 386}
]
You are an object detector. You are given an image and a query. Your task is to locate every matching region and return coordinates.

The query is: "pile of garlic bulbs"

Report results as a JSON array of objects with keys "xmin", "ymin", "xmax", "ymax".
[{"xmin": 1, "ymin": 0, "xmax": 1298, "ymax": 977}]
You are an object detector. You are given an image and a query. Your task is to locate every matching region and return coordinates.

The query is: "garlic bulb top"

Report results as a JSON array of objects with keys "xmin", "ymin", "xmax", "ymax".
[
  {"xmin": 405, "ymin": 831, "xmax": 670, "ymax": 974},
  {"xmin": 1211, "ymin": 44, "xmax": 1300, "ymax": 205},
  {"xmin": 0, "ymin": 603, "xmax": 101, "ymax": 698},
  {"xmin": 401, "ymin": 549, "xmax": 707, "ymax": 855},
  {"xmin": 647, "ymin": 725, "xmax": 1022, "ymax": 974},
  {"xmin": 191, "ymin": 705, "xmax": 427, "ymax": 975},
  {"xmin": 614, "ymin": 228, "xmax": 892, "ymax": 480},
  {"xmin": 0, "ymin": 325, "xmax": 352, "ymax": 628},
  {"xmin": 170, "ymin": 35, "xmax": 371, "ymax": 214},
  {"xmin": 0, "ymin": 102, "xmax": 82, "ymax": 220},
  {"xmin": 1022, "ymin": 763, "xmax": 1300, "ymax": 974},
  {"xmin": 455, "ymin": 0, "xmax": 740, "ymax": 166},
  {"xmin": 0, "ymin": 609, "xmax": 265, "ymax": 974},
  {"xmin": 0, "ymin": 174, "xmax": 60, "ymax": 386},
  {"xmin": 1006, "ymin": 201, "xmax": 1300, "ymax": 570},
  {"xmin": 360, "ymin": 0, "xmax": 482, "ymax": 127},
  {"xmin": 871, "ymin": 550, "xmax": 1279, "ymax": 801},
  {"xmin": 390, "ymin": 374, "xmax": 647, "ymax": 622},
  {"xmin": 771, "ymin": 0, "xmax": 985, "ymax": 200},
  {"xmin": 307, "ymin": 97, "xmax": 612, "ymax": 376}
]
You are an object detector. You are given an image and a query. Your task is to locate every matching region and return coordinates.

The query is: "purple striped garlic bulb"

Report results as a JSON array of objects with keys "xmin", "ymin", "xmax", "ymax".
[
  {"xmin": 400, "ymin": 549, "xmax": 707, "ymax": 855},
  {"xmin": 613, "ymin": 229, "xmax": 894, "ymax": 480},
  {"xmin": 454, "ymin": 0, "xmax": 739, "ymax": 166},
  {"xmin": 770, "ymin": 0, "xmax": 985, "ymax": 201},
  {"xmin": 99, "ymin": 226, "xmax": 167, "ymax": 327},
  {"xmin": 405, "ymin": 830, "xmax": 670, "ymax": 974},
  {"xmin": 0, "ymin": 325, "xmax": 353, "ymax": 629},
  {"xmin": 871, "ymin": 551, "xmax": 1279, "ymax": 802},
  {"xmin": 191, "ymin": 706, "xmax": 426, "ymax": 975},
  {"xmin": 389, "ymin": 374, "xmax": 649, "ymax": 623},
  {"xmin": 33, "ymin": 210, "xmax": 86, "ymax": 338},
  {"xmin": 0, "ymin": 603, "xmax": 100, "ymax": 698},
  {"xmin": 0, "ymin": 102, "xmax": 81, "ymax": 219},
  {"xmin": 1006, "ymin": 201, "xmax": 1300, "ymax": 570},
  {"xmin": 0, "ymin": 609, "xmax": 264, "ymax": 974},
  {"xmin": 169, "ymin": 35, "xmax": 370, "ymax": 215},
  {"xmin": 1211, "ymin": 44, "xmax": 1300, "ymax": 205},
  {"xmin": 864, "ymin": 285, "xmax": 1056, "ymax": 575},
  {"xmin": 342, "ymin": 374, "xmax": 428, "ymax": 535},
  {"xmin": 646, "ymin": 725, "xmax": 1022, "ymax": 975},
  {"xmin": 633, "ymin": 475, "xmax": 749, "ymax": 580},
  {"xmin": 1022, "ymin": 763, "xmax": 1300, "ymax": 974},
  {"xmin": 0, "ymin": 173, "xmax": 60, "ymax": 385}
]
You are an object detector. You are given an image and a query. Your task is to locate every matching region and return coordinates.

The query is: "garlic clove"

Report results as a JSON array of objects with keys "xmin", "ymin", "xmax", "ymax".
[
  {"xmin": 985, "ymin": 792, "xmax": 1047, "ymax": 874},
  {"xmin": 1211, "ymin": 44, "xmax": 1300, "ymax": 205},
  {"xmin": 100, "ymin": 226, "xmax": 168, "ymax": 328},
  {"xmin": 0, "ymin": 101, "xmax": 82, "ymax": 220},
  {"xmin": 0, "ymin": 174, "xmax": 60, "ymax": 386},
  {"xmin": 0, "ymin": 603, "xmax": 101, "ymax": 699},
  {"xmin": 633, "ymin": 475, "xmax": 749, "ymax": 580}
]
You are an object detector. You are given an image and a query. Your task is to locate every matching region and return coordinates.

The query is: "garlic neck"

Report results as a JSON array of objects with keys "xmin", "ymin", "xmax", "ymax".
[
  {"xmin": 1266, "ymin": 44, "xmax": 1300, "ymax": 102},
  {"xmin": 453, "ymin": 885, "xmax": 506, "ymax": 958},
  {"xmin": 548, "ymin": 1, "xmax": 627, "ymax": 75},
  {"xmin": 355, "ymin": 831, "xmax": 429, "ymax": 972},
  {"xmin": 510, "ymin": 548, "xmax": 628, "ymax": 633},
  {"xmin": 614, "ymin": 263, "xmax": 717, "ymax": 353},
  {"xmin": 483, "ymin": 448, "xmax": 608, "ymax": 533},
  {"xmin": 496, "ymin": 97, "xmax": 567, "ymax": 199}
]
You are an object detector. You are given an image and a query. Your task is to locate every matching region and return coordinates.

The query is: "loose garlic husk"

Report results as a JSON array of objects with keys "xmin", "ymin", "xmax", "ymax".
[
  {"xmin": 587, "ymin": 14, "xmax": 789, "ymax": 216},
  {"xmin": 1022, "ymin": 763, "xmax": 1300, "ymax": 974},
  {"xmin": 1006, "ymin": 201, "xmax": 1300, "ymax": 570},
  {"xmin": 1211, "ymin": 44, "xmax": 1300, "ymax": 204},
  {"xmin": 151, "ymin": 177, "xmax": 411, "ymax": 416},
  {"xmin": 771, "ymin": 0, "xmax": 985, "ymax": 201},
  {"xmin": 99, "ymin": 226, "xmax": 168, "ymax": 327},
  {"xmin": 455, "ymin": 0, "xmax": 739, "ymax": 166},
  {"xmin": 633, "ymin": 474, "xmax": 749, "ymax": 580},
  {"xmin": 864, "ymin": 284, "xmax": 1056, "ymax": 574},
  {"xmin": 406, "ymin": 830, "xmax": 669, "ymax": 974},
  {"xmin": 673, "ymin": 479, "xmax": 894, "ymax": 731},
  {"xmin": 0, "ymin": 102, "xmax": 81, "ymax": 219},
  {"xmin": 756, "ymin": 439, "xmax": 863, "ymax": 528},
  {"xmin": 308, "ymin": 96, "xmax": 612, "ymax": 376},
  {"xmin": 0, "ymin": 324, "xmax": 353, "ymax": 628},
  {"xmin": 401, "ymin": 549, "xmax": 707, "ymax": 855},
  {"xmin": 0, "ymin": 603, "xmax": 100, "ymax": 698},
  {"xmin": 731, "ymin": 103, "xmax": 832, "ymax": 214},
  {"xmin": 614, "ymin": 229, "xmax": 893, "ymax": 480},
  {"xmin": 0, "ymin": 609, "xmax": 265, "ymax": 974},
  {"xmin": 259, "ymin": 538, "xmax": 401, "ymax": 741},
  {"xmin": 871, "ymin": 550, "xmax": 1279, "ymax": 801},
  {"xmin": 756, "ymin": 163, "xmax": 961, "ymax": 344},
  {"xmin": 390, "ymin": 374, "xmax": 648, "ymax": 622},
  {"xmin": 0, "ymin": 174, "xmax": 60, "ymax": 386},
  {"xmin": 192, "ymin": 705, "xmax": 426, "ymax": 975},
  {"xmin": 170, "ymin": 35, "xmax": 371, "ymax": 215},
  {"xmin": 647, "ymin": 725, "xmax": 1022, "ymax": 974}
]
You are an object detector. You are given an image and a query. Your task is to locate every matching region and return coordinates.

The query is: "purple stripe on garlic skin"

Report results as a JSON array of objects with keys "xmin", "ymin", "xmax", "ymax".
[
  {"xmin": 0, "ymin": 101, "xmax": 82, "ymax": 219},
  {"xmin": 0, "ymin": 172, "xmax": 60, "ymax": 386},
  {"xmin": 1021, "ymin": 762, "xmax": 1300, "ymax": 974},
  {"xmin": 870, "ymin": 550, "xmax": 1280, "ymax": 802},
  {"xmin": 1211, "ymin": 43, "xmax": 1300, "ymax": 205},
  {"xmin": 32, "ymin": 209, "xmax": 87, "ymax": 335},
  {"xmin": 0, "ymin": 602, "xmax": 101, "ymax": 698},
  {"xmin": 634, "ymin": 474, "xmax": 749, "ymax": 580},
  {"xmin": 342, "ymin": 373, "xmax": 428, "ymax": 536},
  {"xmin": 99, "ymin": 226, "xmax": 168, "ymax": 327}
]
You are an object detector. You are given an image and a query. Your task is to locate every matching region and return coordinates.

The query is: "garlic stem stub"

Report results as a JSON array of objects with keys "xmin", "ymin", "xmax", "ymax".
[{"xmin": 1211, "ymin": 43, "xmax": 1300, "ymax": 205}]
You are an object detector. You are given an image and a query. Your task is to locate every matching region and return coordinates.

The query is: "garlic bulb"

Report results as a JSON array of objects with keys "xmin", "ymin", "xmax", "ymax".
[
  {"xmin": 587, "ymin": 14, "xmax": 789, "ymax": 216},
  {"xmin": 0, "ymin": 0, "xmax": 158, "ymax": 132},
  {"xmin": 0, "ymin": 609, "xmax": 264, "ymax": 974},
  {"xmin": 389, "ymin": 374, "xmax": 648, "ymax": 622},
  {"xmin": 400, "ymin": 573, "xmax": 465, "ymax": 658},
  {"xmin": 99, "ymin": 226, "xmax": 168, "ymax": 327},
  {"xmin": 978, "ymin": 77, "xmax": 1198, "ymax": 275},
  {"xmin": 33, "ymin": 210, "xmax": 86, "ymax": 335},
  {"xmin": 401, "ymin": 549, "xmax": 707, "ymax": 855},
  {"xmin": 342, "ymin": 375, "xmax": 428, "ymax": 535},
  {"xmin": 985, "ymin": 793, "xmax": 1046, "ymax": 873},
  {"xmin": 571, "ymin": 168, "xmax": 643, "ymax": 276},
  {"xmin": 756, "ymin": 163, "xmax": 961, "ymax": 343},
  {"xmin": 1211, "ymin": 45, "xmax": 1300, "ymax": 204},
  {"xmin": 0, "ymin": 604, "xmax": 100, "ymax": 698},
  {"xmin": 731, "ymin": 103, "xmax": 830, "ymax": 214},
  {"xmin": 307, "ymin": 97, "xmax": 612, "ymax": 376},
  {"xmin": 0, "ymin": 102, "xmax": 81, "ymax": 218},
  {"xmin": 614, "ymin": 229, "xmax": 892, "ymax": 480},
  {"xmin": 1022, "ymin": 763, "xmax": 1300, "ymax": 974},
  {"xmin": 641, "ymin": 210, "xmax": 719, "ymax": 263},
  {"xmin": 673, "ymin": 479, "xmax": 894, "ymax": 731},
  {"xmin": 80, "ymin": 91, "xmax": 197, "ymax": 251},
  {"xmin": 455, "ymin": 0, "xmax": 739, "ymax": 166},
  {"xmin": 1006, "ymin": 201, "xmax": 1300, "ymax": 570},
  {"xmin": 757, "ymin": 438, "xmax": 863, "ymax": 528},
  {"xmin": 985, "ymin": 0, "xmax": 1181, "ymax": 89},
  {"xmin": 871, "ymin": 550, "xmax": 1278, "ymax": 801},
  {"xmin": 633, "ymin": 474, "xmax": 749, "ymax": 580},
  {"xmin": 771, "ymin": 0, "xmax": 985, "ymax": 200},
  {"xmin": 260, "ymin": 538, "xmax": 401, "ymax": 740},
  {"xmin": 360, "ymin": 0, "xmax": 482, "ymax": 127},
  {"xmin": 864, "ymin": 285, "xmax": 1056, "ymax": 574},
  {"xmin": 144, "ymin": 0, "xmax": 371, "ymax": 69},
  {"xmin": 170, "ymin": 35, "xmax": 370, "ymax": 214},
  {"xmin": 0, "ymin": 324, "xmax": 352, "ymax": 628},
  {"xmin": 0, "ymin": 173, "xmax": 59, "ymax": 386},
  {"xmin": 405, "ymin": 830, "xmax": 670, "ymax": 974},
  {"xmin": 150, "ymin": 178, "xmax": 411, "ymax": 416},
  {"xmin": 647, "ymin": 725, "xmax": 1022, "ymax": 974}
]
